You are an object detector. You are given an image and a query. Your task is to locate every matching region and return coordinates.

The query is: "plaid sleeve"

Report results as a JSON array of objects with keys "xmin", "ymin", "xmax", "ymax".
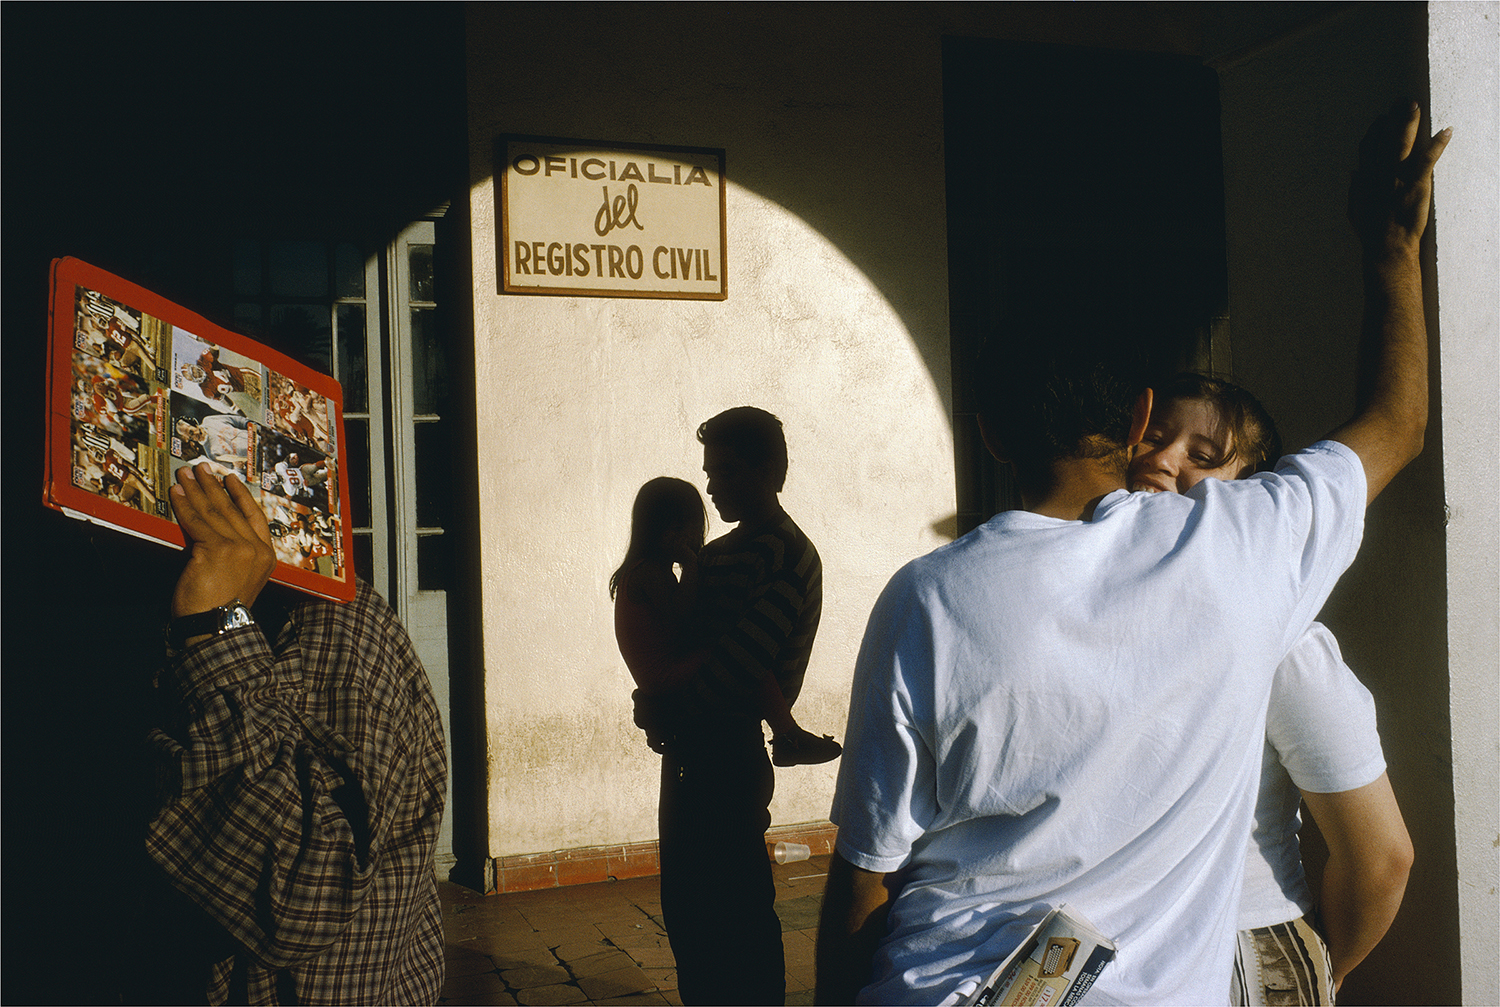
[{"xmin": 146, "ymin": 621, "xmax": 383, "ymax": 972}]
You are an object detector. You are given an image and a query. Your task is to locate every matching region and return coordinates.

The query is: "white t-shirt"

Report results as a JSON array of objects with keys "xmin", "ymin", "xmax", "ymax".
[
  {"xmin": 830, "ymin": 442, "xmax": 1366, "ymax": 1006},
  {"xmin": 1241, "ymin": 622, "xmax": 1386, "ymax": 930}
]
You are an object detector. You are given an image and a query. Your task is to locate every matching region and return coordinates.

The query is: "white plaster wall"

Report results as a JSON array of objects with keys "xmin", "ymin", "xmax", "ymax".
[
  {"xmin": 1430, "ymin": 6, "xmax": 1500, "ymax": 1003},
  {"xmin": 464, "ymin": 9, "xmax": 955, "ymax": 856}
]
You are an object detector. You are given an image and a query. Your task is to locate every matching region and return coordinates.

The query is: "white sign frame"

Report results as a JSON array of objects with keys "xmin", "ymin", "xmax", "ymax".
[{"xmin": 497, "ymin": 134, "xmax": 727, "ymax": 300}]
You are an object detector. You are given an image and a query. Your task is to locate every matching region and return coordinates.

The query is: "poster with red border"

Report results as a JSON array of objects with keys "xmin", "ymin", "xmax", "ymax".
[{"xmin": 44, "ymin": 257, "xmax": 356, "ymax": 602}]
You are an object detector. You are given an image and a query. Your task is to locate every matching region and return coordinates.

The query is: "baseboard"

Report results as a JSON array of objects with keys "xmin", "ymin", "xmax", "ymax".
[{"xmin": 483, "ymin": 821, "xmax": 838, "ymax": 894}]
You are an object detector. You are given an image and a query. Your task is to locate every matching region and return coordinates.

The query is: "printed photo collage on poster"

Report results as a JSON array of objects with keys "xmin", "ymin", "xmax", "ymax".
[{"xmin": 68, "ymin": 284, "xmax": 346, "ymax": 580}]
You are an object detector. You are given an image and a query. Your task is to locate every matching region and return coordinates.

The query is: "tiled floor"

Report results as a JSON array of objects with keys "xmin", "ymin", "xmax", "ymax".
[{"xmin": 439, "ymin": 854, "xmax": 831, "ymax": 1006}]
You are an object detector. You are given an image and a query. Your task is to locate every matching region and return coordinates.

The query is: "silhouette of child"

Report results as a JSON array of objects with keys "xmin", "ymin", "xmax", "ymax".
[{"xmin": 611, "ymin": 476, "xmax": 840, "ymax": 767}]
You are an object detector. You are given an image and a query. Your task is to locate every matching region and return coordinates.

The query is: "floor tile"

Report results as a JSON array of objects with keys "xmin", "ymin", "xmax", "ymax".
[
  {"xmin": 639, "ymin": 967, "xmax": 678, "ymax": 992},
  {"xmin": 441, "ymin": 971, "xmax": 510, "ymax": 998},
  {"xmin": 523, "ymin": 920, "xmax": 611, "ymax": 943},
  {"xmin": 438, "ymin": 857, "xmax": 831, "ymax": 1006},
  {"xmin": 501, "ymin": 964, "xmax": 573, "ymax": 990},
  {"xmin": 445, "ymin": 946, "xmax": 500, "ymax": 978},
  {"xmin": 443, "ymin": 993, "xmax": 520, "ymax": 1006},
  {"xmin": 552, "ymin": 939, "xmax": 617, "ymax": 964},
  {"xmin": 621, "ymin": 945, "xmax": 676, "ymax": 970},
  {"xmin": 774, "ymin": 894, "xmax": 824, "ymax": 932},
  {"xmin": 601, "ymin": 926, "xmax": 669, "ymax": 949},
  {"xmin": 577, "ymin": 964, "xmax": 658, "ymax": 1000},
  {"xmin": 515, "ymin": 982, "xmax": 589, "ymax": 1005},
  {"xmin": 566, "ymin": 949, "xmax": 638, "ymax": 979},
  {"xmin": 484, "ymin": 944, "xmax": 562, "ymax": 971}
]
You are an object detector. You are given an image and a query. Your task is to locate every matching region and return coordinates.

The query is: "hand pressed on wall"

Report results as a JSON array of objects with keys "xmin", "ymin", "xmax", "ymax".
[{"xmin": 1348, "ymin": 100, "xmax": 1452, "ymax": 258}]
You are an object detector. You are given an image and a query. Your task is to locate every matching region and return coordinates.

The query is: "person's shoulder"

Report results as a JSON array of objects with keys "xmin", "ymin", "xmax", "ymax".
[
  {"xmin": 700, "ymin": 524, "xmax": 762, "ymax": 558},
  {"xmin": 859, "ymin": 546, "xmax": 959, "ymax": 635},
  {"xmin": 727, "ymin": 510, "xmax": 809, "ymax": 551},
  {"xmin": 772, "ymin": 511, "xmax": 818, "ymax": 554},
  {"xmin": 874, "ymin": 533, "xmax": 971, "ymax": 597},
  {"xmin": 749, "ymin": 514, "xmax": 819, "ymax": 577},
  {"xmin": 698, "ymin": 529, "xmax": 735, "ymax": 555},
  {"xmin": 1273, "ymin": 621, "xmax": 1366, "ymax": 696},
  {"xmin": 351, "ymin": 576, "xmax": 396, "ymax": 615},
  {"xmin": 301, "ymin": 578, "xmax": 435, "ymax": 696},
  {"xmin": 1286, "ymin": 439, "xmax": 1362, "ymax": 465},
  {"xmin": 294, "ymin": 578, "xmax": 404, "ymax": 645},
  {"xmin": 696, "ymin": 532, "xmax": 737, "ymax": 569},
  {"xmin": 1269, "ymin": 440, "xmax": 1366, "ymax": 492}
]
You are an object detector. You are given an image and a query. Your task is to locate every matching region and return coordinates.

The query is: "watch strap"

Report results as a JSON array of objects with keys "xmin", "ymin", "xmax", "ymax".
[{"xmin": 168, "ymin": 601, "xmax": 255, "ymax": 650}]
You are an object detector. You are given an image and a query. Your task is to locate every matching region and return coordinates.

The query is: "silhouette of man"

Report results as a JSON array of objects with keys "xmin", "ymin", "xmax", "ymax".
[{"xmin": 656, "ymin": 406, "xmax": 823, "ymax": 1005}]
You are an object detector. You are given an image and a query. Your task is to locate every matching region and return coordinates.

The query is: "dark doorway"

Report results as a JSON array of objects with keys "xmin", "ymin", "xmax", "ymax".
[{"xmin": 943, "ymin": 37, "xmax": 1228, "ymax": 530}]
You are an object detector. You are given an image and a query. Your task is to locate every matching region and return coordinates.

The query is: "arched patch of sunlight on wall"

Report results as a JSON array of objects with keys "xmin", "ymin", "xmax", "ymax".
[
  {"xmin": 468, "ymin": 165, "xmax": 955, "ymax": 540},
  {"xmin": 465, "ymin": 170, "xmax": 959, "ymax": 855},
  {"xmin": 719, "ymin": 178, "xmax": 957, "ymax": 545}
]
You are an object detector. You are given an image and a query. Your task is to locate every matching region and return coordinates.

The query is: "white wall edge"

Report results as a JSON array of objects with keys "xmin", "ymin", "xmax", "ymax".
[{"xmin": 1429, "ymin": 3, "xmax": 1500, "ymax": 1004}]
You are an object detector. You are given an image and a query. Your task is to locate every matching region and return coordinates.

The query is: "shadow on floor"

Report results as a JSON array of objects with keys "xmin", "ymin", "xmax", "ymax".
[{"xmin": 440, "ymin": 853, "xmax": 831, "ymax": 1006}]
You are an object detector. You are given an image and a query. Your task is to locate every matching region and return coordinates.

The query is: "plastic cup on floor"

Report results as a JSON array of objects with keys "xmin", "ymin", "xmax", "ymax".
[{"xmin": 774, "ymin": 841, "xmax": 811, "ymax": 864}]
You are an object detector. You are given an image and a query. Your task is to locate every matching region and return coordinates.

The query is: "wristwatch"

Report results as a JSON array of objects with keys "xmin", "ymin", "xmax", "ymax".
[{"xmin": 168, "ymin": 600, "xmax": 256, "ymax": 651}]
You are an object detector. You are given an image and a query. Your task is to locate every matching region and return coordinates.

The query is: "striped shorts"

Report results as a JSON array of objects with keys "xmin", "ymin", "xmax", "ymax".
[{"xmin": 1231, "ymin": 916, "xmax": 1336, "ymax": 1006}]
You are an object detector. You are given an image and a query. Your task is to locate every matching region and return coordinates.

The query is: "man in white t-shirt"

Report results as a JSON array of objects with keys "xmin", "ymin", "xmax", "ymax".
[{"xmin": 814, "ymin": 104, "xmax": 1448, "ymax": 1005}]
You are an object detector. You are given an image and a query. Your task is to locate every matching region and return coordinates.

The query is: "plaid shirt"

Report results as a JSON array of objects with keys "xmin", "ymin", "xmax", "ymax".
[{"xmin": 148, "ymin": 580, "xmax": 447, "ymax": 1005}]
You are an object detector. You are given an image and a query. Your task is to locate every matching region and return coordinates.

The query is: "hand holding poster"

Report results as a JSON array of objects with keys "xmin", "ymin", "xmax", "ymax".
[{"xmin": 45, "ymin": 257, "xmax": 356, "ymax": 602}]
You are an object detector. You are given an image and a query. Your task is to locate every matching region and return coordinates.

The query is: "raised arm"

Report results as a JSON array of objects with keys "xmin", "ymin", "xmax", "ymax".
[
  {"xmin": 148, "ymin": 627, "xmax": 388, "ymax": 969},
  {"xmin": 1302, "ymin": 774, "xmax": 1413, "ymax": 990},
  {"xmin": 150, "ymin": 465, "xmax": 392, "ymax": 967},
  {"xmin": 1327, "ymin": 102, "xmax": 1451, "ymax": 504}
]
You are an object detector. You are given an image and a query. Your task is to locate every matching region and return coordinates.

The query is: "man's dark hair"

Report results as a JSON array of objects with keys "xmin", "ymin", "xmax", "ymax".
[
  {"xmin": 696, "ymin": 407, "xmax": 789, "ymax": 491},
  {"xmin": 974, "ymin": 318, "xmax": 1147, "ymax": 497}
]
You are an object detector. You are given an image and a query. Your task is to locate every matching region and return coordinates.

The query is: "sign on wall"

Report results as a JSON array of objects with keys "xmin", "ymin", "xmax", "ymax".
[{"xmin": 497, "ymin": 135, "xmax": 727, "ymax": 300}]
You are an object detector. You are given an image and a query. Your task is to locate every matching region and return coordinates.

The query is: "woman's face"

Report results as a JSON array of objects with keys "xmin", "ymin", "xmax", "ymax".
[{"xmin": 1129, "ymin": 397, "xmax": 1247, "ymax": 494}]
